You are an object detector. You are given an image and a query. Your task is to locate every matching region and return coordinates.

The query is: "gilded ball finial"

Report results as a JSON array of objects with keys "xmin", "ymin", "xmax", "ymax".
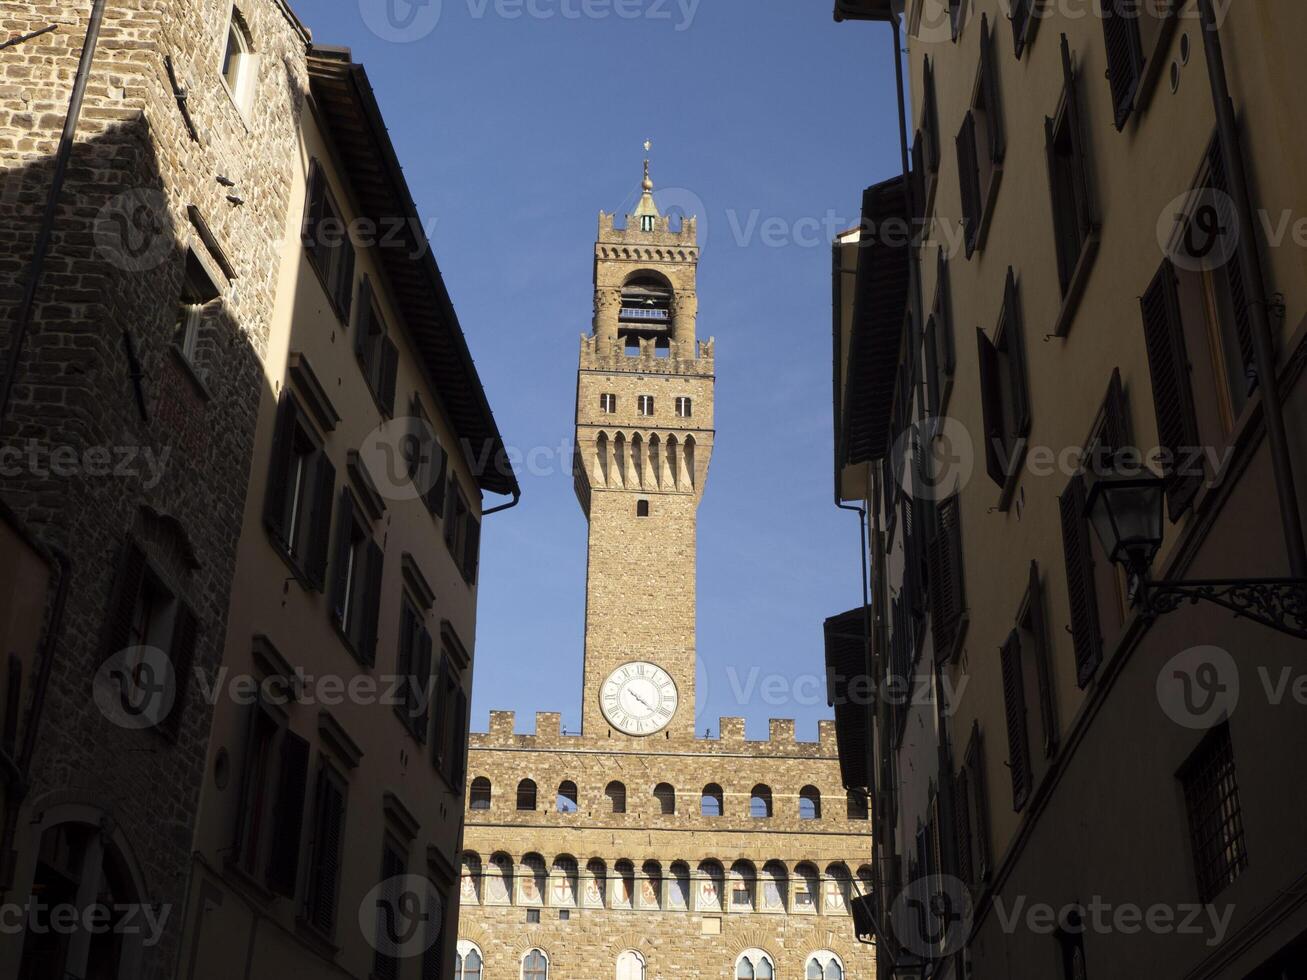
[{"xmin": 642, "ymin": 139, "xmax": 653, "ymax": 191}]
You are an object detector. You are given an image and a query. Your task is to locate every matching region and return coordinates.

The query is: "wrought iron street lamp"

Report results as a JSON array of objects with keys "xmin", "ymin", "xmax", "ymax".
[{"xmin": 1084, "ymin": 463, "xmax": 1307, "ymax": 640}]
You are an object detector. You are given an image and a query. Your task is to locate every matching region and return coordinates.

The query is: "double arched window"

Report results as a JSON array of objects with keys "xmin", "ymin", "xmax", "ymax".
[
  {"xmin": 736, "ymin": 949, "xmax": 775, "ymax": 980},
  {"xmin": 799, "ymin": 785, "xmax": 822, "ymax": 819},
  {"xmin": 557, "ymin": 781, "xmax": 578, "ymax": 814},
  {"xmin": 654, "ymin": 782, "xmax": 676, "ymax": 815},
  {"xmin": 606, "ymin": 780, "xmax": 627, "ymax": 813},
  {"xmin": 750, "ymin": 784, "xmax": 773, "ymax": 818},
  {"xmin": 522, "ymin": 948, "xmax": 549, "ymax": 980},
  {"xmin": 701, "ymin": 783, "xmax": 724, "ymax": 817},
  {"xmin": 806, "ymin": 951, "xmax": 845, "ymax": 980},
  {"xmin": 617, "ymin": 949, "xmax": 646, "ymax": 980},
  {"xmin": 456, "ymin": 940, "xmax": 484, "ymax": 980}
]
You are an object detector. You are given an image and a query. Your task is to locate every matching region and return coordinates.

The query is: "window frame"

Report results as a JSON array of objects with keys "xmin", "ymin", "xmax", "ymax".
[
  {"xmin": 303, "ymin": 760, "xmax": 348, "ymax": 940},
  {"xmin": 302, "ymin": 160, "xmax": 356, "ymax": 323},
  {"xmin": 975, "ymin": 269, "xmax": 1031, "ymax": 508},
  {"xmin": 219, "ymin": 7, "xmax": 256, "ymax": 115},
  {"xmin": 263, "ymin": 392, "xmax": 335, "ymax": 591},
  {"xmin": 353, "ymin": 277, "xmax": 399, "ymax": 417}
]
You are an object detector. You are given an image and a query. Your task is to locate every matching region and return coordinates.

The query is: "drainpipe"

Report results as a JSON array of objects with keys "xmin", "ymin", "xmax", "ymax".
[
  {"xmin": 0, "ymin": 0, "xmax": 108, "ymax": 425},
  {"xmin": 1197, "ymin": 0, "xmax": 1307, "ymax": 579},
  {"xmin": 481, "ymin": 488, "xmax": 520, "ymax": 517}
]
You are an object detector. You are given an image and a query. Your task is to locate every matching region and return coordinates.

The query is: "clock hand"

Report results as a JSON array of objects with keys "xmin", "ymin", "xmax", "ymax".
[{"xmin": 628, "ymin": 689, "xmax": 654, "ymax": 711}]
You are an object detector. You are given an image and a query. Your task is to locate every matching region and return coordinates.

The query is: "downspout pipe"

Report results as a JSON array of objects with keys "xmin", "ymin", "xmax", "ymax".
[
  {"xmin": 481, "ymin": 488, "xmax": 521, "ymax": 517},
  {"xmin": 0, "ymin": 0, "xmax": 108, "ymax": 425},
  {"xmin": 1197, "ymin": 0, "xmax": 1307, "ymax": 579}
]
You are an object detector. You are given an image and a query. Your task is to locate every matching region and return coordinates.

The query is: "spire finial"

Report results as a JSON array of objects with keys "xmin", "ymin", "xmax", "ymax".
[{"xmin": 642, "ymin": 139, "xmax": 653, "ymax": 191}]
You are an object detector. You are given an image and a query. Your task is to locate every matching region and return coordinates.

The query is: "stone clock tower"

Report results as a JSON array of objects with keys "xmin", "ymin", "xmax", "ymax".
[
  {"xmin": 573, "ymin": 156, "xmax": 715, "ymax": 739},
  {"xmin": 458, "ymin": 157, "xmax": 874, "ymax": 980}
]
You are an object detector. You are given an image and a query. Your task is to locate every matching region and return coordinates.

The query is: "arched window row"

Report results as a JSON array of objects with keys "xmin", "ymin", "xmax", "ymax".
[
  {"xmin": 459, "ymin": 852, "xmax": 869, "ymax": 916},
  {"xmin": 457, "ymin": 942, "xmax": 843, "ymax": 980},
  {"xmin": 473, "ymin": 778, "xmax": 860, "ymax": 822}
]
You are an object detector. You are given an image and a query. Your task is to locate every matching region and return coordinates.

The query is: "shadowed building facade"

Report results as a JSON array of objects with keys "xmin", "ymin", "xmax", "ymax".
[{"xmin": 457, "ymin": 166, "xmax": 877, "ymax": 980}]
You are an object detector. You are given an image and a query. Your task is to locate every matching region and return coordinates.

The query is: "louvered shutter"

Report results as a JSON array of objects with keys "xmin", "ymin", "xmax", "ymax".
[
  {"xmin": 103, "ymin": 540, "xmax": 147, "ymax": 658},
  {"xmin": 305, "ymin": 453, "xmax": 336, "ymax": 591},
  {"xmin": 1011, "ymin": 0, "xmax": 1033, "ymax": 58},
  {"xmin": 1059, "ymin": 474, "xmax": 1103, "ymax": 687},
  {"xmin": 379, "ymin": 337, "xmax": 399, "ymax": 417},
  {"xmin": 426, "ymin": 442, "xmax": 449, "ymax": 519},
  {"xmin": 462, "ymin": 514, "xmax": 481, "ymax": 585},
  {"xmin": 354, "ymin": 278, "xmax": 373, "ymax": 361},
  {"xmin": 301, "ymin": 161, "xmax": 325, "ymax": 251},
  {"xmin": 956, "ymin": 112, "xmax": 981, "ymax": 258},
  {"xmin": 1027, "ymin": 561, "xmax": 1057, "ymax": 757},
  {"xmin": 329, "ymin": 491, "xmax": 355, "ymax": 627},
  {"xmin": 936, "ymin": 251, "xmax": 955, "ymax": 375},
  {"xmin": 953, "ymin": 767, "xmax": 973, "ymax": 885},
  {"xmin": 931, "ymin": 497, "xmax": 965, "ymax": 662},
  {"xmin": 416, "ymin": 626, "xmax": 433, "ymax": 743},
  {"xmin": 396, "ymin": 601, "xmax": 416, "ymax": 719},
  {"xmin": 923, "ymin": 59, "xmax": 940, "ymax": 175},
  {"xmin": 432, "ymin": 654, "xmax": 451, "ymax": 771},
  {"xmin": 976, "ymin": 327, "xmax": 1006, "ymax": 486},
  {"xmin": 911, "ymin": 135, "xmax": 926, "ymax": 222},
  {"xmin": 444, "ymin": 482, "xmax": 462, "ymax": 550},
  {"xmin": 1206, "ymin": 139, "xmax": 1257, "ymax": 394},
  {"xmin": 1102, "ymin": 0, "xmax": 1144, "ymax": 130},
  {"xmin": 266, "ymin": 730, "xmax": 310, "ymax": 897},
  {"xmin": 162, "ymin": 602, "xmax": 198, "ymax": 738},
  {"xmin": 450, "ymin": 686, "xmax": 469, "ymax": 789},
  {"xmin": 981, "ymin": 14, "xmax": 1005, "ymax": 163},
  {"xmin": 335, "ymin": 236, "xmax": 356, "ymax": 323},
  {"xmin": 359, "ymin": 540, "xmax": 384, "ymax": 666},
  {"xmin": 1100, "ymin": 368, "xmax": 1131, "ymax": 457},
  {"xmin": 1062, "ymin": 35, "xmax": 1095, "ymax": 247},
  {"xmin": 969, "ymin": 730, "xmax": 992, "ymax": 879},
  {"xmin": 1045, "ymin": 113, "xmax": 1074, "ymax": 293},
  {"xmin": 308, "ymin": 769, "xmax": 345, "ymax": 936},
  {"xmin": 422, "ymin": 888, "xmax": 446, "ymax": 980},
  {"xmin": 1004, "ymin": 270, "xmax": 1031, "ymax": 438},
  {"xmin": 1140, "ymin": 260, "xmax": 1202, "ymax": 518},
  {"xmin": 263, "ymin": 396, "xmax": 298, "ymax": 545},
  {"xmin": 1000, "ymin": 631, "xmax": 1031, "ymax": 811}
]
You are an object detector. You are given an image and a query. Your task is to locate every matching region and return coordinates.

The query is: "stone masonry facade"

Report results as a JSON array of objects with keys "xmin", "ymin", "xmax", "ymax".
[{"xmin": 0, "ymin": 2, "xmax": 310, "ymax": 976}]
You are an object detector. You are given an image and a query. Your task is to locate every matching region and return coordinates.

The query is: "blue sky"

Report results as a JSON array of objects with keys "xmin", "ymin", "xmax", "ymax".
[{"xmin": 292, "ymin": 0, "xmax": 903, "ymax": 739}]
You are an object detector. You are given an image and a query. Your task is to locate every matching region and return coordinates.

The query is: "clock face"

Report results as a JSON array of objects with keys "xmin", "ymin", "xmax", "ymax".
[{"xmin": 600, "ymin": 662, "xmax": 678, "ymax": 736}]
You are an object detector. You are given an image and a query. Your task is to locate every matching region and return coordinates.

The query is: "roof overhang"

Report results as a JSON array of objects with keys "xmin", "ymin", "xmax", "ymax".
[
  {"xmin": 306, "ymin": 47, "xmax": 518, "ymax": 498},
  {"xmin": 833, "ymin": 0, "xmax": 902, "ymax": 23},
  {"xmin": 838, "ymin": 175, "xmax": 910, "ymax": 468},
  {"xmin": 824, "ymin": 606, "xmax": 872, "ymax": 790}
]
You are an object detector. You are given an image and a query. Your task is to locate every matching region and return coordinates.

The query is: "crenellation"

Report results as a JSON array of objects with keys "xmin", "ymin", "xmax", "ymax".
[{"xmin": 769, "ymin": 719, "xmax": 796, "ymax": 743}]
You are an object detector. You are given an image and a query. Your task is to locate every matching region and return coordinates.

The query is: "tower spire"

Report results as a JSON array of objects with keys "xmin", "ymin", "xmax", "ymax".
[
  {"xmin": 635, "ymin": 139, "xmax": 660, "ymax": 225},
  {"xmin": 642, "ymin": 139, "xmax": 653, "ymax": 192}
]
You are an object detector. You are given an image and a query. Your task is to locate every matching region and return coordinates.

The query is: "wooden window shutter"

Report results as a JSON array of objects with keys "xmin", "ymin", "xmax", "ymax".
[
  {"xmin": 1026, "ymin": 561, "xmax": 1057, "ymax": 757},
  {"xmin": 1062, "ymin": 35, "xmax": 1095, "ymax": 248},
  {"xmin": 976, "ymin": 327, "xmax": 1006, "ymax": 486},
  {"xmin": 450, "ymin": 686, "xmax": 469, "ymax": 789},
  {"xmin": 335, "ymin": 234, "xmax": 356, "ymax": 323},
  {"xmin": 956, "ymin": 112, "xmax": 981, "ymax": 258},
  {"xmin": 1102, "ymin": 0, "xmax": 1144, "ymax": 130},
  {"xmin": 1003, "ymin": 270, "xmax": 1031, "ymax": 437},
  {"xmin": 305, "ymin": 453, "xmax": 336, "ymax": 592},
  {"xmin": 1206, "ymin": 139, "xmax": 1258, "ymax": 394},
  {"xmin": 432, "ymin": 654, "xmax": 452, "ymax": 772},
  {"xmin": 415, "ymin": 626, "xmax": 434, "ymax": 742},
  {"xmin": 354, "ymin": 276, "xmax": 373, "ymax": 361},
  {"xmin": 1140, "ymin": 260, "xmax": 1202, "ymax": 519},
  {"xmin": 359, "ymin": 540, "xmax": 384, "ymax": 666},
  {"xmin": 301, "ymin": 160, "xmax": 325, "ymax": 249},
  {"xmin": 969, "ymin": 730, "xmax": 992, "ymax": 879},
  {"xmin": 1011, "ymin": 0, "xmax": 1035, "ymax": 58},
  {"xmin": 425, "ymin": 442, "xmax": 449, "ymax": 519},
  {"xmin": 266, "ymin": 730, "xmax": 310, "ymax": 897},
  {"xmin": 1044, "ymin": 112, "xmax": 1074, "ymax": 293},
  {"xmin": 923, "ymin": 59, "xmax": 940, "ymax": 175},
  {"xmin": 328, "ymin": 491, "xmax": 356, "ymax": 627},
  {"xmin": 952, "ymin": 767, "xmax": 973, "ymax": 885},
  {"xmin": 1000, "ymin": 630, "xmax": 1032, "ymax": 811},
  {"xmin": 103, "ymin": 539, "xmax": 147, "ymax": 658},
  {"xmin": 397, "ymin": 601, "xmax": 416, "ymax": 711},
  {"xmin": 1059, "ymin": 473, "xmax": 1103, "ymax": 687},
  {"xmin": 231, "ymin": 703, "xmax": 262, "ymax": 860},
  {"xmin": 462, "ymin": 514, "xmax": 481, "ymax": 585},
  {"xmin": 262, "ymin": 395, "xmax": 298, "ymax": 545},
  {"xmin": 911, "ymin": 135, "xmax": 927, "ymax": 222},
  {"xmin": 1100, "ymin": 368, "xmax": 1131, "ymax": 457},
  {"xmin": 935, "ymin": 251, "xmax": 955, "ymax": 376},
  {"xmin": 981, "ymin": 14, "xmax": 1006, "ymax": 164},
  {"xmin": 162, "ymin": 602, "xmax": 198, "ymax": 738},
  {"xmin": 929, "ymin": 498, "xmax": 964, "ymax": 662},
  {"xmin": 444, "ymin": 482, "xmax": 462, "ymax": 550},
  {"xmin": 308, "ymin": 768, "xmax": 346, "ymax": 936},
  {"xmin": 379, "ymin": 337, "xmax": 399, "ymax": 417}
]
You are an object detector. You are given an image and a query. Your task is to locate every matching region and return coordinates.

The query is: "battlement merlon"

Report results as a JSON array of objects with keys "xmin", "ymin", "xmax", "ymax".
[
  {"xmin": 599, "ymin": 209, "xmax": 698, "ymax": 246},
  {"xmin": 469, "ymin": 712, "xmax": 840, "ymax": 756}
]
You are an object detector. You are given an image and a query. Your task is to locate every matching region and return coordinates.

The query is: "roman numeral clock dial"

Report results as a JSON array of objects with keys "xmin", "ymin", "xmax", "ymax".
[{"xmin": 600, "ymin": 662, "xmax": 678, "ymax": 736}]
